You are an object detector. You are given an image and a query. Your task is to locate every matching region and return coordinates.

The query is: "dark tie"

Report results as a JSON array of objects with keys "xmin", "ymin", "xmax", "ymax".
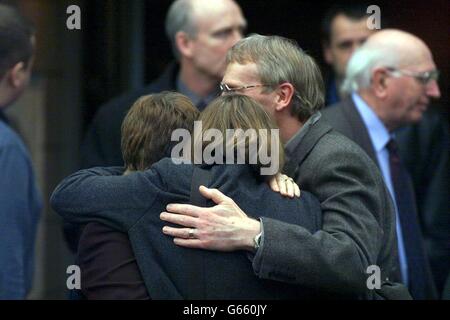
[{"xmin": 387, "ymin": 138, "xmax": 432, "ymax": 299}]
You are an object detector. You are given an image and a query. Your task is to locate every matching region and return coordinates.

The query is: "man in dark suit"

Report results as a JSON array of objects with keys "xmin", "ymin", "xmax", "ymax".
[
  {"xmin": 321, "ymin": 4, "xmax": 450, "ymax": 296},
  {"xmin": 65, "ymin": 0, "xmax": 248, "ymax": 253},
  {"xmin": 161, "ymin": 34, "xmax": 408, "ymax": 299},
  {"xmin": 321, "ymin": 29, "xmax": 443, "ymax": 299},
  {"xmin": 80, "ymin": 0, "xmax": 247, "ymax": 169}
]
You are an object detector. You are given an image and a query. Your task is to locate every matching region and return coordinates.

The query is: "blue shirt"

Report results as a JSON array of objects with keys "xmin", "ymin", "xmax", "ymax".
[
  {"xmin": 0, "ymin": 116, "xmax": 42, "ymax": 299},
  {"xmin": 351, "ymin": 93, "xmax": 409, "ymax": 285}
]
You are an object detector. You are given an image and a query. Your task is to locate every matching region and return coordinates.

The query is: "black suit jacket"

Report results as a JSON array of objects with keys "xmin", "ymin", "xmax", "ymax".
[
  {"xmin": 51, "ymin": 160, "xmax": 323, "ymax": 299},
  {"xmin": 321, "ymin": 98, "xmax": 439, "ymax": 299}
]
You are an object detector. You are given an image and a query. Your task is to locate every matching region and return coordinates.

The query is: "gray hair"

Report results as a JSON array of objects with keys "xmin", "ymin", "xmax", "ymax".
[
  {"xmin": 165, "ymin": 0, "xmax": 198, "ymax": 60},
  {"xmin": 341, "ymin": 46, "xmax": 401, "ymax": 95},
  {"xmin": 227, "ymin": 34, "xmax": 325, "ymax": 122}
]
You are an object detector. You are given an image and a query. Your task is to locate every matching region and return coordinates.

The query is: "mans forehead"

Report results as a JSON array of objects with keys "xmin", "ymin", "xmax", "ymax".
[
  {"xmin": 223, "ymin": 63, "xmax": 260, "ymax": 84},
  {"xmin": 404, "ymin": 60, "xmax": 437, "ymax": 72}
]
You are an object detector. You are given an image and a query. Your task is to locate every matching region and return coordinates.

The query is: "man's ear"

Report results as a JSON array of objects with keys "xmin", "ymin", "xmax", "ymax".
[
  {"xmin": 7, "ymin": 61, "xmax": 27, "ymax": 88},
  {"xmin": 274, "ymin": 82, "xmax": 296, "ymax": 112},
  {"xmin": 175, "ymin": 31, "xmax": 194, "ymax": 59},
  {"xmin": 372, "ymin": 68, "xmax": 389, "ymax": 98}
]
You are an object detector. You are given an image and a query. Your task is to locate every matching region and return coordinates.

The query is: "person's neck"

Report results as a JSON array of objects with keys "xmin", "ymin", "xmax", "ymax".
[
  {"xmin": 179, "ymin": 61, "xmax": 219, "ymax": 98},
  {"xmin": 278, "ymin": 114, "xmax": 303, "ymax": 143},
  {"xmin": 358, "ymin": 91, "xmax": 396, "ymax": 132}
]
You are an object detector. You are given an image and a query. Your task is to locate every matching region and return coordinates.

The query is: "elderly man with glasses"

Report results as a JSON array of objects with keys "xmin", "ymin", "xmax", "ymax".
[{"xmin": 320, "ymin": 29, "xmax": 443, "ymax": 299}]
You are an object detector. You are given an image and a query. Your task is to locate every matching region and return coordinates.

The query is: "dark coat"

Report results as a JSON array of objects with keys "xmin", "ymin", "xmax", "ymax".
[
  {"xmin": 321, "ymin": 98, "xmax": 439, "ymax": 299},
  {"xmin": 51, "ymin": 160, "xmax": 323, "ymax": 299},
  {"xmin": 253, "ymin": 115, "xmax": 402, "ymax": 299}
]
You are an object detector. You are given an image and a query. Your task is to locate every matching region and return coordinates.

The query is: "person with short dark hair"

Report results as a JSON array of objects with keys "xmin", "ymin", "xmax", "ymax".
[
  {"xmin": 321, "ymin": 3, "xmax": 375, "ymax": 106},
  {"xmin": 0, "ymin": 4, "xmax": 41, "ymax": 299}
]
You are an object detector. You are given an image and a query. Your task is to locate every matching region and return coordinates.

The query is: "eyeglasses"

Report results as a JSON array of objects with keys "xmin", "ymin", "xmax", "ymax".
[
  {"xmin": 386, "ymin": 67, "xmax": 440, "ymax": 85},
  {"xmin": 219, "ymin": 82, "xmax": 270, "ymax": 94}
]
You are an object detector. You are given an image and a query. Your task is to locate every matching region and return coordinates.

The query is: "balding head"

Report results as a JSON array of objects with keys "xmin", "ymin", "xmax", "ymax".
[
  {"xmin": 165, "ymin": 0, "xmax": 244, "ymax": 60},
  {"xmin": 343, "ymin": 29, "xmax": 440, "ymax": 131},
  {"xmin": 342, "ymin": 29, "xmax": 436, "ymax": 94},
  {"xmin": 362, "ymin": 29, "xmax": 432, "ymax": 68}
]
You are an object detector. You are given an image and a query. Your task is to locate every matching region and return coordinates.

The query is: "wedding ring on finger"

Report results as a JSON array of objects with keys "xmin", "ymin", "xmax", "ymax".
[{"xmin": 188, "ymin": 228, "xmax": 196, "ymax": 239}]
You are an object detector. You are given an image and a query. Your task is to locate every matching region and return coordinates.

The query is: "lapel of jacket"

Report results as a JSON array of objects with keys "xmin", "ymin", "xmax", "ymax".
[
  {"xmin": 283, "ymin": 116, "xmax": 333, "ymax": 178},
  {"xmin": 340, "ymin": 98, "xmax": 380, "ymax": 168}
]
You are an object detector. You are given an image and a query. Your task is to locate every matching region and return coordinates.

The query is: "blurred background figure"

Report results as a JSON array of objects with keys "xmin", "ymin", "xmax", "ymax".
[
  {"xmin": 0, "ymin": 3, "xmax": 41, "ymax": 299},
  {"xmin": 321, "ymin": 3, "xmax": 375, "ymax": 106},
  {"xmin": 80, "ymin": 0, "xmax": 247, "ymax": 169},
  {"xmin": 321, "ymin": 3, "xmax": 450, "ymax": 297}
]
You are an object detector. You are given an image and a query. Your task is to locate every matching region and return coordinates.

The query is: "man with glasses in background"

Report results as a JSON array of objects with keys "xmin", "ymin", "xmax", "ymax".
[
  {"xmin": 321, "ymin": 29, "xmax": 442, "ymax": 299},
  {"xmin": 321, "ymin": 3, "xmax": 450, "ymax": 298}
]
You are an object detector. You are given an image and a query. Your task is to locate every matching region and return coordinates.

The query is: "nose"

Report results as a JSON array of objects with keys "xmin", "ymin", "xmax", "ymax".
[{"xmin": 426, "ymin": 80, "xmax": 441, "ymax": 98}]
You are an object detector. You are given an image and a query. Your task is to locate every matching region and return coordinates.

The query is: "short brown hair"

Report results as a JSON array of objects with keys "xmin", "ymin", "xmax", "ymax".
[
  {"xmin": 121, "ymin": 91, "xmax": 199, "ymax": 171},
  {"xmin": 196, "ymin": 94, "xmax": 284, "ymax": 177}
]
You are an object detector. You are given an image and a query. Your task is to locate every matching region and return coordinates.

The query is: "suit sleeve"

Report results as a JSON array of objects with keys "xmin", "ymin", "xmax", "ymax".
[
  {"xmin": 253, "ymin": 146, "xmax": 387, "ymax": 296},
  {"xmin": 50, "ymin": 167, "xmax": 164, "ymax": 232}
]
